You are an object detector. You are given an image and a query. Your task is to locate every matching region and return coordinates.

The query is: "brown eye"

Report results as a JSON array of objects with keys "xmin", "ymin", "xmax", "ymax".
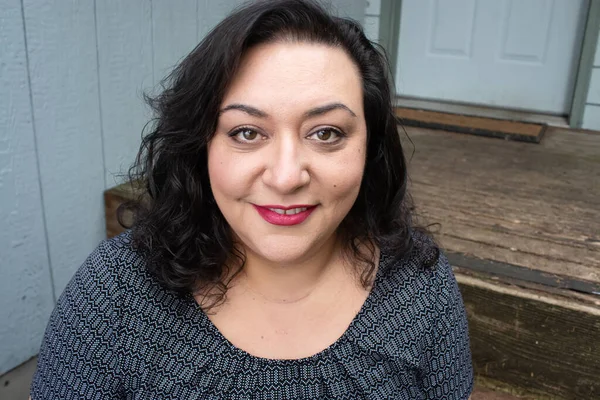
[
  {"xmin": 241, "ymin": 129, "xmax": 257, "ymax": 141},
  {"xmin": 229, "ymin": 128, "xmax": 260, "ymax": 142},
  {"xmin": 309, "ymin": 128, "xmax": 344, "ymax": 143},
  {"xmin": 316, "ymin": 129, "xmax": 332, "ymax": 141}
]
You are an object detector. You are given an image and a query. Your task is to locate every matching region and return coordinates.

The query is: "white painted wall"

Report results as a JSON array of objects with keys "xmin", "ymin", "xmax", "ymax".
[{"xmin": 0, "ymin": 0, "xmax": 365, "ymax": 376}]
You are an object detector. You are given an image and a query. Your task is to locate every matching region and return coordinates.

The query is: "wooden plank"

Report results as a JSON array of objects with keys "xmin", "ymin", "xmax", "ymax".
[
  {"xmin": 396, "ymin": 108, "xmax": 546, "ymax": 142},
  {"xmin": 402, "ymin": 126, "xmax": 600, "ymax": 284},
  {"xmin": 104, "ymin": 188, "xmax": 131, "ymax": 239},
  {"xmin": 413, "ymin": 181, "xmax": 599, "ymax": 245},
  {"xmin": 417, "ymin": 207, "xmax": 600, "ymax": 283},
  {"xmin": 456, "ymin": 271, "xmax": 600, "ymax": 399},
  {"xmin": 448, "ymin": 252, "xmax": 600, "ymax": 296},
  {"xmin": 0, "ymin": 0, "xmax": 54, "ymax": 374},
  {"xmin": 23, "ymin": 0, "xmax": 106, "ymax": 294},
  {"xmin": 104, "ymin": 181, "xmax": 143, "ymax": 238},
  {"xmin": 471, "ymin": 385, "xmax": 524, "ymax": 400}
]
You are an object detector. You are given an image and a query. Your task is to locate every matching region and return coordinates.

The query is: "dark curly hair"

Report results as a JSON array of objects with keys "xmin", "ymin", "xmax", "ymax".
[{"xmin": 120, "ymin": 0, "xmax": 435, "ymax": 308}]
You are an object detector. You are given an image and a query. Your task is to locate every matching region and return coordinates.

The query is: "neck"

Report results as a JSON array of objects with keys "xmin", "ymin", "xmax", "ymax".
[{"xmin": 237, "ymin": 234, "xmax": 342, "ymax": 304}]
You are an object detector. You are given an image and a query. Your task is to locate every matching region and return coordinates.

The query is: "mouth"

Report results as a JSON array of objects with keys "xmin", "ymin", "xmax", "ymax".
[{"xmin": 253, "ymin": 204, "xmax": 317, "ymax": 226}]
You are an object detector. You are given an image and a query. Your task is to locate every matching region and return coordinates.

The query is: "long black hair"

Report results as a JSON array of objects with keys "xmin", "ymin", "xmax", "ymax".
[{"xmin": 120, "ymin": 0, "xmax": 435, "ymax": 307}]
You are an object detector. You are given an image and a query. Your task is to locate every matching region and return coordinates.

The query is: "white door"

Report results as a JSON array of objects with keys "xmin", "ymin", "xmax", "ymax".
[{"xmin": 396, "ymin": 0, "xmax": 588, "ymax": 114}]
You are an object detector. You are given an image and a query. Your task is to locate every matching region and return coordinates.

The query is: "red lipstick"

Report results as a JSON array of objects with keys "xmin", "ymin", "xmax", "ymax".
[{"xmin": 253, "ymin": 204, "xmax": 317, "ymax": 226}]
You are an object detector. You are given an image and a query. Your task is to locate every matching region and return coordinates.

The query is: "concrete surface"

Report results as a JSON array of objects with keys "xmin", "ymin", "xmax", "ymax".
[{"xmin": 0, "ymin": 357, "xmax": 36, "ymax": 400}]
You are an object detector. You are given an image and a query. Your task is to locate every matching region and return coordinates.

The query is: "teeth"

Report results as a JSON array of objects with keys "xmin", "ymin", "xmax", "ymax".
[{"xmin": 268, "ymin": 207, "xmax": 308, "ymax": 215}]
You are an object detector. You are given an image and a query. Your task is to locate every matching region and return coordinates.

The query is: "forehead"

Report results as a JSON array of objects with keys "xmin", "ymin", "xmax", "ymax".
[{"xmin": 222, "ymin": 41, "xmax": 363, "ymax": 112}]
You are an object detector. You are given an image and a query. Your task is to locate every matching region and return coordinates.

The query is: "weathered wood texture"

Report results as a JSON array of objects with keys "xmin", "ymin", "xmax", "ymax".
[
  {"xmin": 104, "ymin": 182, "xmax": 139, "ymax": 239},
  {"xmin": 402, "ymin": 125, "xmax": 600, "ymax": 398},
  {"xmin": 456, "ymin": 271, "xmax": 600, "ymax": 399},
  {"xmin": 470, "ymin": 385, "xmax": 527, "ymax": 400},
  {"xmin": 402, "ymin": 126, "xmax": 600, "ymax": 285}
]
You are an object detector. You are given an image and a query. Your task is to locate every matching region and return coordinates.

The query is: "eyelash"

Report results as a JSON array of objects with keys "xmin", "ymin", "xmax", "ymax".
[
  {"xmin": 228, "ymin": 127, "xmax": 264, "ymax": 143},
  {"xmin": 227, "ymin": 126, "xmax": 346, "ymax": 144}
]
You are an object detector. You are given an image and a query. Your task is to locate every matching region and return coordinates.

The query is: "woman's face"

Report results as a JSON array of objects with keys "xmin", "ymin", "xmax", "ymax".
[{"xmin": 208, "ymin": 41, "xmax": 367, "ymax": 265}]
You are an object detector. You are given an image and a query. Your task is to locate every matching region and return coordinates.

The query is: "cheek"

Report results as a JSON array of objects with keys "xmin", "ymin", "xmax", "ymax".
[
  {"xmin": 207, "ymin": 142, "xmax": 238, "ymax": 201},
  {"xmin": 323, "ymin": 147, "xmax": 366, "ymax": 203},
  {"xmin": 207, "ymin": 140, "xmax": 263, "ymax": 202}
]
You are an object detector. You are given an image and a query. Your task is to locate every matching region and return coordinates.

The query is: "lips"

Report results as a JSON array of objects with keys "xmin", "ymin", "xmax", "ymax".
[{"xmin": 253, "ymin": 204, "xmax": 317, "ymax": 226}]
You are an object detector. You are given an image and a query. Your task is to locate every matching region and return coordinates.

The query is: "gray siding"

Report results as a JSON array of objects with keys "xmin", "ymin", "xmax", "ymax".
[
  {"xmin": 364, "ymin": 0, "xmax": 381, "ymax": 42},
  {"xmin": 0, "ymin": 0, "xmax": 365, "ymax": 376},
  {"xmin": 582, "ymin": 27, "xmax": 600, "ymax": 129},
  {"xmin": 24, "ymin": 0, "xmax": 106, "ymax": 297},
  {"xmin": 0, "ymin": 0, "xmax": 55, "ymax": 376}
]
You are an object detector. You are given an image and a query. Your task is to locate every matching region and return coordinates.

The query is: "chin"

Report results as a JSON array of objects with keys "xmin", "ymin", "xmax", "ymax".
[
  {"xmin": 244, "ymin": 235, "xmax": 325, "ymax": 265},
  {"xmin": 254, "ymin": 244, "xmax": 314, "ymax": 265}
]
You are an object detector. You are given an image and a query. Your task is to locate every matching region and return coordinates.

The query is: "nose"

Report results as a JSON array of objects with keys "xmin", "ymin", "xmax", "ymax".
[{"xmin": 262, "ymin": 134, "xmax": 310, "ymax": 193}]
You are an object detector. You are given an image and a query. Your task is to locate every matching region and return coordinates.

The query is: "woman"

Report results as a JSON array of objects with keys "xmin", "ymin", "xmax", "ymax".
[{"xmin": 31, "ymin": 0, "xmax": 473, "ymax": 398}]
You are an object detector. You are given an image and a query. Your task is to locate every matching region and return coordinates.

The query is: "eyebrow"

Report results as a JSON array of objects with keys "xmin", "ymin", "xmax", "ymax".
[
  {"xmin": 219, "ymin": 104, "xmax": 268, "ymax": 118},
  {"xmin": 219, "ymin": 102, "xmax": 357, "ymax": 119}
]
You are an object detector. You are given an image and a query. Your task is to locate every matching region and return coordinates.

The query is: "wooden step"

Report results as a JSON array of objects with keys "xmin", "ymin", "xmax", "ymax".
[
  {"xmin": 454, "ymin": 262, "xmax": 600, "ymax": 399},
  {"xmin": 398, "ymin": 125, "xmax": 600, "ymax": 398},
  {"xmin": 471, "ymin": 385, "xmax": 524, "ymax": 400}
]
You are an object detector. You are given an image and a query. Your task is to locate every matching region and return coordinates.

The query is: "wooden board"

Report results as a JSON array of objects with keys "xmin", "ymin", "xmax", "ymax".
[
  {"xmin": 104, "ymin": 182, "xmax": 140, "ymax": 239},
  {"xmin": 402, "ymin": 126, "xmax": 600, "ymax": 286},
  {"xmin": 471, "ymin": 385, "xmax": 529, "ymax": 400},
  {"xmin": 395, "ymin": 108, "xmax": 546, "ymax": 143},
  {"xmin": 456, "ymin": 269, "xmax": 600, "ymax": 399}
]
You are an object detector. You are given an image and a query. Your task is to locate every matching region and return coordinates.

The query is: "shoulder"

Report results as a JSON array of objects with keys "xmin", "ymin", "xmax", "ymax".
[
  {"xmin": 373, "ymin": 230, "xmax": 469, "ymax": 351},
  {"xmin": 372, "ymin": 231, "xmax": 474, "ymax": 396},
  {"xmin": 96, "ymin": 230, "xmax": 146, "ymax": 275},
  {"xmin": 31, "ymin": 231, "xmax": 193, "ymax": 398},
  {"xmin": 48, "ymin": 230, "xmax": 154, "ymax": 327},
  {"xmin": 47, "ymin": 230, "xmax": 161, "ymax": 337},
  {"xmin": 30, "ymin": 231, "xmax": 146, "ymax": 398},
  {"xmin": 379, "ymin": 230, "xmax": 451, "ymax": 297},
  {"xmin": 76, "ymin": 230, "xmax": 153, "ymax": 296}
]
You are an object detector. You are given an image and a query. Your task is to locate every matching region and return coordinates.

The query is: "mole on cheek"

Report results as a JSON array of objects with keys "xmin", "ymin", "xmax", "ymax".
[{"xmin": 333, "ymin": 184, "xmax": 337, "ymax": 188}]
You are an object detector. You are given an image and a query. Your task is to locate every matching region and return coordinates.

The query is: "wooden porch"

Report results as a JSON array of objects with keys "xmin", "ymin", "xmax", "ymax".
[{"xmin": 402, "ymin": 125, "xmax": 600, "ymax": 399}]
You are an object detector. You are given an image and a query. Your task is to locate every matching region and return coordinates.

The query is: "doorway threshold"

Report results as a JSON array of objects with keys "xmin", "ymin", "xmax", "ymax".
[{"xmin": 394, "ymin": 97, "xmax": 569, "ymax": 128}]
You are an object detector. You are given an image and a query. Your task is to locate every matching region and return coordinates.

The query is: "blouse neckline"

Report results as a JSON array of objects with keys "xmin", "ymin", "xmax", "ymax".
[{"xmin": 186, "ymin": 252, "xmax": 386, "ymax": 366}]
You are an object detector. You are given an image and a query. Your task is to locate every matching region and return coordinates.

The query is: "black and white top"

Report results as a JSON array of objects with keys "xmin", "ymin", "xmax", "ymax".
[{"xmin": 31, "ymin": 231, "xmax": 473, "ymax": 399}]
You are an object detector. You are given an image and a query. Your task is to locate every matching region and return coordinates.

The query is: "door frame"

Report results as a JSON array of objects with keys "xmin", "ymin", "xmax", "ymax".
[{"xmin": 379, "ymin": 0, "xmax": 600, "ymax": 128}]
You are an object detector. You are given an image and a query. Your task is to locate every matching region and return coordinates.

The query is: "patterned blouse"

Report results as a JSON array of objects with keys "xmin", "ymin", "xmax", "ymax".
[{"xmin": 31, "ymin": 231, "xmax": 473, "ymax": 399}]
